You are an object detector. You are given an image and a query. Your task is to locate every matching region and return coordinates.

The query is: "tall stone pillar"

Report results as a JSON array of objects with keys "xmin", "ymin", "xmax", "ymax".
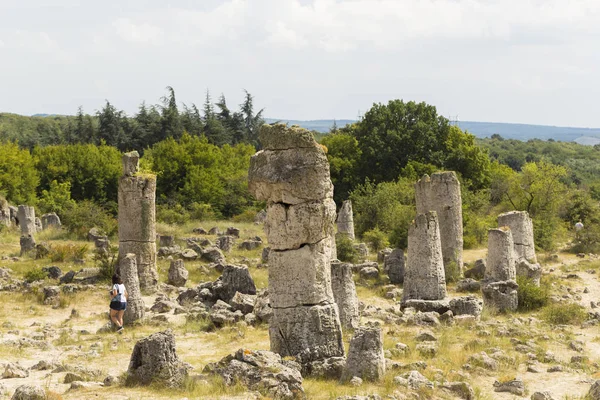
[
  {"xmin": 498, "ymin": 211, "xmax": 536, "ymax": 262},
  {"xmin": 336, "ymin": 200, "xmax": 355, "ymax": 240},
  {"xmin": 331, "ymin": 261, "xmax": 359, "ymax": 329},
  {"xmin": 415, "ymin": 172, "xmax": 463, "ymax": 277},
  {"xmin": 482, "ymin": 227, "xmax": 518, "ymax": 312},
  {"xmin": 120, "ymin": 254, "xmax": 145, "ymax": 325},
  {"xmin": 402, "ymin": 211, "xmax": 447, "ymax": 302},
  {"xmin": 118, "ymin": 151, "xmax": 158, "ymax": 292},
  {"xmin": 17, "ymin": 205, "xmax": 36, "ymax": 235},
  {"xmin": 0, "ymin": 198, "xmax": 10, "ymax": 227},
  {"xmin": 248, "ymin": 124, "xmax": 344, "ymax": 367}
]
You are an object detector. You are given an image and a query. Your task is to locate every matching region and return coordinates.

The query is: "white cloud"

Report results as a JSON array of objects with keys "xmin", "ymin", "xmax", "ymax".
[{"xmin": 113, "ymin": 18, "xmax": 164, "ymax": 44}]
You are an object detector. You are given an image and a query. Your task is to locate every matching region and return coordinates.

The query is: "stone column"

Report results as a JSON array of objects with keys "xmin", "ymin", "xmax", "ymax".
[
  {"xmin": 341, "ymin": 326, "xmax": 385, "ymax": 382},
  {"xmin": 120, "ymin": 254, "xmax": 145, "ymax": 325},
  {"xmin": 248, "ymin": 124, "xmax": 344, "ymax": 367},
  {"xmin": 415, "ymin": 172, "xmax": 463, "ymax": 277},
  {"xmin": 41, "ymin": 213, "xmax": 61, "ymax": 230},
  {"xmin": 118, "ymin": 151, "xmax": 158, "ymax": 292},
  {"xmin": 336, "ymin": 200, "xmax": 355, "ymax": 240},
  {"xmin": 331, "ymin": 261, "xmax": 359, "ymax": 329},
  {"xmin": 17, "ymin": 205, "xmax": 36, "ymax": 235},
  {"xmin": 402, "ymin": 211, "xmax": 447, "ymax": 302},
  {"xmin": 0, "ymin": 198, "xmax": 10, "ymax": 227},
  {"xmin": 498, "ymin": 211, "xmax": 536, "ymax": 262},
  {"xmin": 482, "ymin": 227, "xmax": 518, "ymax": 312}
]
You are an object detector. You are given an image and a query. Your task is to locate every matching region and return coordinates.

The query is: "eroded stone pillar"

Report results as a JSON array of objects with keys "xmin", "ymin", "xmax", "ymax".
[
  {"xmin": 248, "ymin": 124, "xmax": 344, "ymax": 367},
  {"xmin": 483, "ymin": 227, "xmax": 518, "ymax": 312},
  {"xmin": 402, "ymin": 211, "xmax": 447, "ymax": 302},
  {"xmin": 0, "ymin": 198, "xmax": 10, "ymax": 227},
  {"xmin": 120, "ymin": 254, "xmax": 145, "ymax": 325},
  {"xmin": 415, "ymin": 172, "xmax": 463, "ymax": 277},
  {"xmin": 331, "ymin": 261, "xmax": 359, "ymax": 329},
  {"xmin": 41, "ymin": 213, "xmax": 61, "ymax": 230},
  {"xmin": 17, "ymin": 205, "xmax": 36, "ymax": 235},
  {"xmin": 336, "ymin": 200, "xmax": 355, "ymax": 240},
  {"xmin": 118, "ymin": 151, "xmax": 158, "ymax": 292},
  {"xmin": 498, "ymin": 211, "xmax": 536, "ymax": 263}
]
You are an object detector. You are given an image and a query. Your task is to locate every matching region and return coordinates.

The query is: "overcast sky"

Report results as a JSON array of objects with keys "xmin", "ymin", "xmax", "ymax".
[{"xmin": 1, "ymin": 0, "xmax": 599, "ymax": 127}]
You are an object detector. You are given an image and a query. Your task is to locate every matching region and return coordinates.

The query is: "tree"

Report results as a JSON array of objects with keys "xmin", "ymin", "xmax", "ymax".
[
  {"xmin": 239, "ymin": 90, "xmax": 264, "ymax": 148},
  {"xmin": 97, "ymin": 101, "xmax": 126, "ymax": 149},
  {"xmin": 160, "ymin": 86, "xmax": 183, "ymax": 141},
  {"xmin": 0, "ymin": 141, "xmax": 39, "ymax": 204},
  {"xmin": 320, "ymin": 132, "xmax": 362, "ymax": 204}
]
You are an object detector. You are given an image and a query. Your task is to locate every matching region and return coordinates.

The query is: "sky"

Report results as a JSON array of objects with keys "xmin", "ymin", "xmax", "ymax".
[{"xmin": 0, "ymin": 0, "xmax": 599, "ymax": 127}]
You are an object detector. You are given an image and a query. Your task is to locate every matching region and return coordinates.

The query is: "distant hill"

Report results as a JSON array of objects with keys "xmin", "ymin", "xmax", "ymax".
[{"xmin": 265, "ymin": 118, "xmax": 600, "ymax": 145}]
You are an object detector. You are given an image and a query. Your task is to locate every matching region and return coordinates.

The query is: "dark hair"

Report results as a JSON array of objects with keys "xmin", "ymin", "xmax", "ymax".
[{"xmin": 112, "ymin": 274, "xmax": 123, "ymax": 285}]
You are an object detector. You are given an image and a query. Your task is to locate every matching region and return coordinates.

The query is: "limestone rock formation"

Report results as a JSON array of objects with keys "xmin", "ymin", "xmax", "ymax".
[
  {"xmin": 118, "ymin": 151, "xmax": 158, "ymax": 292},
  {"xmin": 17, "ymin": 205, "xmax": 36, "ymax": 235},
  {"xmin": 415, "ymin": 172, "xmax": 463, "ymax": 276},
  {"xmin": 341, "ymin": 326, "xmax": 385, "ymax": 382},
  {"xmin": 168, "ymin": 259, "xmax": 188, "ymax": 287},
  {"xmin": 11, "ymin": 385, "xmax": 46, "ymax": 400},
  {"xmin": 482, "ymin": 280, "xmax": 518, "ymax": 313},
  {"xmin": 0, "ymin": 197, "xmax": 10, "ymax": 227},
  {"xmin": 248, "ymin": 124, "xmax": 344, "ymax": 366},
  {"xmin": 486, "ymin": 228, "xmax": 516, "ymax": 281},
  {"xmin": 331, "ymin": 261, "xmax": 360, "ymax": 329},
  {"xmin": 402, "ymin": 212, "xmax": 447, "ymax": 302},
  {"xmin": 159, "ymin": 235, "xmax": 175, "ymax": 247},
  {"xmin": 127, "ymin": 329, "xmax": 190, "ymax": 387},
  {"xmin": 204, "ymin": 349, "xmax": 305, "ymax": 399},
  {"xmin": 517, "ymin": 259, "xmax": 542, "ymax": 286},
  {"xmin": 498, "ymin": 211, "xmax": 536, "ymax": 262},
  {"xmin": 213, "ymin": 264, "xmax": 257, "ymax": 303},
  {"xmin": 216, "ymin": 235, "xmax": 235, "ymax": 252},
  {"xmin": 336, "ymin": 200, "xmax": 355, "ymax": 240},
  {"xmin": 19, "ymin": 235, "xmax": 36, "ymax": 256},
  {"xmin": 41, "ymin": 212, "xmax": 61, "ymax": 230},
  {"xmin": 120, "ymin": 254, "xmax": 145, "ymax": 325},
  {"xmin": 383, "ymin": 248, "xmax": 405, "ymax": 284}
]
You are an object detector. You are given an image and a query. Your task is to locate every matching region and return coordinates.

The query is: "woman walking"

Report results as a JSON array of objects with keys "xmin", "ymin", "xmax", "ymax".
[{"xmin": 109, "ymin": 273, "xmax": 128, "ymax": 333}]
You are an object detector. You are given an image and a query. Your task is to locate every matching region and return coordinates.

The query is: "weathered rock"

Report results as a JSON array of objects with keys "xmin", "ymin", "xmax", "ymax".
[
  {"xmin": 482, "ymin": 280, "xmax": 518, "ymax": 313},
  {"xmin": 205, "ymin": 348, "xmax": 304, "ymax": 399},
  {"xmin": 468, "ymin": 352, "xmax": 498, "ymax": 371},
  {"xmin": 230, "ymin": 291, "xmax": 256, "ymax": 314},
  {"xmin": 0, "ymin": 198, "xmax": 10, "ymax": 227},
  {"xmin": 41, "ymin": 212, "xmax": 61, "ymax": 230},
  {"xmin": 449, "ymin": 296, "xmax": 482, "ymax": 317},
  {"xmin": 589, "ymin": 380, "xmax": 600, "ymax": 400},
  {"xmin": 402, "ymin": 212, "xmax": 447, "ymax": 302},
  {"xmin": 43, "ymin": 286, "xmax": 60, "ymax": 305},
  {"xmin": 464, "ymin": 259, "xmax": 486, "ymax": 279},
  {"xmin": 359, "ymin": 266, "xmax": 379, "ymax": 280},
  {"xmin": 87, "ymin": 227, "xmax": 104, "ymax": 242},
  {"xmin": 270, "ymin": 304, "xmax": 344, "ymax": 364},
  {"xmin": 354, "ymin": 243, "xmax": 369, "ymax": 259},
  {"xmin": 254, "ymin": 291, "xmax": 273, "ymax": 323},
  {"xmin": 330, "ymin": 261, "xmax": 359, "ymax": 329},
  {"xmin": 486, "ymin": 227, "xmax": 516, "ymax": 281},
  {"xmin": 118, "ymin": 151, "xmax": 158, "ymax": 292},
  {"xmin": 377, "ymin": 248, "xmax": 392, "ymax": 263},
  {"xmin": 42, "ymin": 266, "xmax": 62, "ymax": 279},
  {"xmin": 120, "ymin": 254, "xmax": 145, "ymax": 325},
  {"xmin": 441, "ymin": 382, "xmax": 475, "ymax": 400},
  {"xmin": 216, "ymin": 235, "xmax": 235, "ymax": 252},
  {"xmin": 168, "ymin": 259, "xmax": 188, "ymax": 287},
  {"xmin": 10, "ymin": 385, "xmax": 45, "ymax": 400},
  {"xmin": 456, "ymin": 278, "xmax": 481, "ymax": 292},
  {"xmin": 2, "ymin": 363, "xmax": 28, "ymax": 378},
  {"xmin": 34, "ymin": 243, "xmax": 50, "ymax": 259},
  {"xmin": 213, "ymin": 264, "xmax": 257, "ymax": 302},
  {"xmin": 498, "ymin": 210, "xmax": 536, "ymax": 263},
  {"xmin": 225, "ymin": 227, "xmax": 240, "ymax": 237},
  {"xmin": 254, "ymin": 209, "xmax": 267, "ymax": 224},
  {"xmin": 383, "ymin": 248, "xmax": 405, "ymax": 284},
  {"xmin": 493, "ymin": 379, "xmax": 525, "ymax": 396},
  {"xmin": 415, "ymin": 172, "xmax": 463, "ymax": 276},
  {"xmin": 127, "ymin": 329, "xmax": 190, "ymax": 387},
  {"xmin": 302, "ymin": 357, "xmax": 345, "ymax": 379},
  {"xmin": 266, "ymin": 199, "xmax": 336, "ymax": 250},
  {"xmin": 34, "ymin": 217, "xmax": 42, "ymax": 232},
  {"xmin": 17, "ymin": 205, "xmax": 36, "ymax": 235},
  {"xmin": 262, "ymin": 247, "xmax": 271, "ymax": 263},
  {"xmin": 517, "ymin": 259, "xmax": 542, "ymax": 286},
  {"xmin": 192, "ymin": 227, "xmax": 207, "ymax": 234},
  {"xmin": 401, "ymin": 299, "xmax": 450, "ymax": 314},
  {"xmin": 159, "ymin": 235, "xmax": 175, "ymax": 247},
  {"xmin": 201, "ymin": 246, "xmax": 225, "ymax": 264},
  {"xmin": 531, "ymin": 392, "xmax": 556, "ymax": 400},
  {"xmin": 399, "ymin": 370, "xmax": 433, "ymax": 390},
  {"xmin": 19, "ymin": 235, "xmax": 36, "ymax": 256},
  {"xmin": 341, "ymin": 326, "xmax": 385, "ymax": 382},
  {"xmin": 336, "ymin": 200, "xmax": 355, "ymax": 240},
  {"xmin": 59, "ymin": 270, "xmax": 75, "ymax": 284}
]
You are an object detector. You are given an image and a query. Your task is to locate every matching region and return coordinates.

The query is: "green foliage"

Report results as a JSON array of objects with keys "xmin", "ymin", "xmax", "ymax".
[
  {"xmin": 462, "ymin": 188, "xmax": 495, "ymax": 249},
  {"xmin": 94, "ymin": 245, "xmax": 118, "ymax": 282},
  {"xmin": 336, "ymin": 234, "xmax": 358, "ymax": 263},
  {"xmin": 320, "ymin": 133, "xmax": 362, "ymax": 203},
  {"xmin": 516, "ymin": 276, "xmax": 549, "ymax": 311},
  {"xmin": 362, "ymin": 228, "xmax": 390, "ymax": 252},
  {"xmin": 541, "ymin": 303, "xmax": 587, "ymax": 325},
  {"xmin": 61, "ymin": 200, "xmax": 117, "ymax": 239},
  {"xmin": 48, "ymin": 243, "xmax": 89, "ymax": 262},
  {"xmin": 232, "ymin": 208, "xmax": 259, "ymax": 223},
  {"xmin": 145, "ymin": 132, "xmax": 256, "ymax": 218},
  {"xmin": 0, "ymin": 141, "xmax": 39, "ymax": 204},
  {"xmin": 444, "ymin": 261, "xmax": 461, "ymax": 284},
  {"xmin": 156, "ymin": 204, "xmax": 190, "ymax": 225},
  {"xmin": 24, "ymin": 268, "xmax": 46, "ymax": 283},
  {"xmin": 37, "ymin": 180, "xmax": 76, "ymax": 215}
]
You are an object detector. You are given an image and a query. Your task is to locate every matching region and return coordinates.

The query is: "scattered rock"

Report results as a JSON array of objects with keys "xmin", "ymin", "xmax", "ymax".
[
  {"xmin": 2, "ymin": 363, "xmax": 28, "ymax": 379},
  {"xmin": 10, "ymin": 385, "xmax": 45, "ymax": 400},
  {"xmin": 168, "ymin": 259, "xmax": 188, "ymax": 287},
  {"xmin": 493, "ymin": 379, "xmax": 525, "ymax": 396},
  {"xmin": 341, "ymin": 326, "xmax": 385, "ymax": 382},
  {"xmin": 441, "ymin": 382, "xmax": 475, "ymax": 400}
]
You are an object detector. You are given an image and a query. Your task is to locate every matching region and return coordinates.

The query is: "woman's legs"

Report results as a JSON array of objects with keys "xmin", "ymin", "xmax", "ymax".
[
  {"xmin": 117, "ymin": 309, "xmax": 125, "ymax": 328},
  {"xmin": 110, "ymin": 309, "xmax": 121, "ymax": 328}
]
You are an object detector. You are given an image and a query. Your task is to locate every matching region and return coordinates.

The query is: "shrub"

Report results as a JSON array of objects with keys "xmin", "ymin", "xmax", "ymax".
[
  {"xmin": 517, "ymin": 276, "xmax": 549, "ymax": 311},
  {"xmin": 362, "ymin": 228, "xmax": 389, "ymax": 252},
  {"xmin": 232, "ymin": 208, "xmax": 258, "ymax": 223},
  {"xmin": 189, "ymin": 202, "xmax": 218, "ymax": 221},
  {"xmin": 156, "ymin": 204, "xmax": 190, "ymax": 225},
  {"xmin": 94, "ymin": 245, "xmax": 118, "ymax": 282},
  {"xmin": 48, "ymin": 243, "xmax": 89, "ymax": 262},
  {"xmin": 61, "ymin": 200, "xmax": 117, "ymax": 239},
  {"xmin": 336, "ymin": 234, "xmax": 358, "ymax": 263},
  {"xmin": 444, "ymin": 261, "xmax": 461, "ymax": 284},
  {"xmin": 541, "ymin": 303, "xmax": 587, "ymax": 325},
  {"xmin": 25, "ymin": 268, "xmax": 46, "ymax": 283}
]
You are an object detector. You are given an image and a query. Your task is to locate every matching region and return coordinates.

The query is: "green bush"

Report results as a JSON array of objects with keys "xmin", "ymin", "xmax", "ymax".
[
  {"xmin": 94, "ymin": 245, "xmax": 118, "ymax": 282},
  {"xmin": 189, "ymin": 202, "xmax": 218, "ymax": 221},
  {"xmin": 232, "ymin": 208, "xmax": 258, "ymax": 223},
  {"xmin": 541, "ymin": 303, "xmax": 587, "ymax": 325},
  {"xmin": 517, "ymin": 276, "xmax": 549, "ymax": 311},
  {"xmin": 336, "ymin": 234, "xmax": 358, "ymax": 263},
  {"xmin": 156, "ymin": 204, "xmax": 190, "ymax": 225},
  {"xmin": 37, "ymin": 180, "xmax": 76, "ymax": 215},
  {"xmin": 48, "ymin": 243, "xmax": 89, "ymax": 262},
  {"xmin": 362, "ymin": 228, "xmax": 389, "ymax": 252},
  {"xmin": 444, "ymin": 261, "xmax": 461, "ymax": 284},
  {"xmin": 25, "ymin": 268, "xmax": 46, "ymax": 283},
  {"xmin": 61, "ymin": 200, "xmax": 117, "ymax": 239}
]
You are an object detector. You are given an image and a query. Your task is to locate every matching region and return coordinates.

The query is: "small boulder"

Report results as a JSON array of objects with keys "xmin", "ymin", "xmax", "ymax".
[
  {"xmin": 493, "ymin": 379, "xmax": 525, "ymax": 396},
  {"xmin": 10, "ymin": 385, "xmax": 45, "ymax": 400},
  {"xmin": 168, "ymin": 259, "xmax": 188, "ymax": 287},
  {"xmin": 341, "ymin": 326, "xmax": 385, "ymax": 382}
]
